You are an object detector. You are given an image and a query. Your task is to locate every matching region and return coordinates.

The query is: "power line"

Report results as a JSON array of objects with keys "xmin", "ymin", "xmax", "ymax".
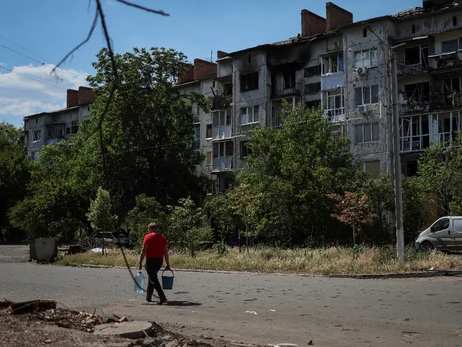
[
  {"xmin": 0, "ymin": 43, "xmax": 45, "ymax": 65},
  {"xmin": 0, "ymin": 66, "xmax": 68, "ymax": 91},
  {"xmin": 0, "ymin": 35, "xmax": 89, "ymax": 83}
]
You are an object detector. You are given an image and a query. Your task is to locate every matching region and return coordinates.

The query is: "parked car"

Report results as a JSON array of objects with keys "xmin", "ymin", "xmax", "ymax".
[
  {"xmin": 415, "ymin": 216, "xmax": 462, "ymax": 251},
  {"xmin": 93, "ymin": 232, "xmax": 127, "ymax": 246}
]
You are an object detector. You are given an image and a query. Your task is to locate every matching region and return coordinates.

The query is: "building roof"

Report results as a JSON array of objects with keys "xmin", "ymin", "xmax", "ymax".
[{"xmin": 23, "ymin": 105, "xmax": 80, "ymax": 119}]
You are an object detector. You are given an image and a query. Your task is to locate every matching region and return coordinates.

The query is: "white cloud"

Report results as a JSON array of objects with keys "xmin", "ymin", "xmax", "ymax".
[{"xmin": 0, "ymin": 64, "xmax": 90, "ymax": 127}]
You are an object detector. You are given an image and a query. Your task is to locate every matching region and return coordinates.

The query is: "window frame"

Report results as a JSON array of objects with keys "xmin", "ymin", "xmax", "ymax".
[
  {"xmin": 32, "ymin": 129, "xmax": 41, "ymax": 142},
  {"xmin": 354, "ymin": 48, "xmax": 378, "ymax": 69},
  {"xmin": 355, "ymin": 122, "xmax": 379, "ymax": 144},
  {"xmin": 355, "ymin": 85, "xmax": 379, "ymax": 106},
  {"xmin": 240, "ymin": 72, "xmax": 259, "ymax": 92},
  {"xmin": 240, "ymin": 105, "xmax": 260, "ymax": 125},
  {"xmin": 321, "ymin": 53, "xmax": 344, "ymax": 75}
]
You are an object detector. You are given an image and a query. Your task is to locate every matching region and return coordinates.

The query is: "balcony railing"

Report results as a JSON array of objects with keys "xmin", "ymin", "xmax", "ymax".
[
  {"xmin": 212, "ymin": 95, "xmax": 232, "ymax": 109},
  {"xmin": 397, "ymin": 62, "xmax": 425, "ymax": 76},
  {"xmin": 429, "ymin": 51, "xmax": 462, "ymax": 71},
  {"xmin": 212, "ymin": 157, "xmax": 233, "ymax": 172},
  {"xmin": 322, "ymin": 108, "xmax": 345, "ymax": 122},
  {"xmin": 212, "ymin": 125, "xmax": 232, "ymax": 140},
  {"xmin": 272, "ymin": 83, "xmax": 301, "ymax": 99}
]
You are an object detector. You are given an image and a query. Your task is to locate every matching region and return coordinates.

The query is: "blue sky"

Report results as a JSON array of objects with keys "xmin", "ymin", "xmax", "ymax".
[{"xmin": 0, "ymin": 0, "xmax": 422, "ymax": 128}]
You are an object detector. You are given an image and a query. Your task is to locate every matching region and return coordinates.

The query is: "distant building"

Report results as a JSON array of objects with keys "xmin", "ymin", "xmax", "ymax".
[
  {"xmin": 23, "ymin": 86, "xmax": 95, "ymax": 160},
  {"xmin": 178, "ymin": 0, "xmax": 462, "ymax": 193}
]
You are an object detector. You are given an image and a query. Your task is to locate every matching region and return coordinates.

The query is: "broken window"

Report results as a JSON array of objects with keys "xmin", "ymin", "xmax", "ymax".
[
  {"xmin": 304, "ymin": 65, "xmax": 320, "ymax": 77},
  {"xmin": 32, "ymin": 130, "xmax": 41, "ymax": 142},
  {"xmin": 355, "ymin": 85, "xmax": 379, "ymax": 106},
  {"xmin": 354, "ymin": 48, "xmax": 378, "ymax": 69},
  {"xmin": 283, "ymin": 71, "xmax": 296, "ymax": 89},
  {"xmin": 400, "ymin": 115, "xmax": 430, "ymax": 152},
  {"xmin": 404, "ymin": 82, "xmax": 430, "ymax": 110},
  {"xmin": 321, "ymin": 54, "xmax": 344, "ymax": 75},
  {"xmin": 304, "ymin": 82, "xmax": 321, "ymax": 94},
  {"xmin": 404, "ymin": 45, "xmax": 429, "ymax": 70},
  {"xmin": 355, "ymin": 123, "xmax": 379, "ymax": 144},
  {"xmin": 240, "ymin": 72, "xmax": 259, "ymax": 92}
]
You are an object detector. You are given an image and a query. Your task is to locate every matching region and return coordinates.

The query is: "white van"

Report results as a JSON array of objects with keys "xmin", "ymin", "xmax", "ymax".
[{"xmin": 415, "ymin": 216, "xmax": 462, "ymax": 251}]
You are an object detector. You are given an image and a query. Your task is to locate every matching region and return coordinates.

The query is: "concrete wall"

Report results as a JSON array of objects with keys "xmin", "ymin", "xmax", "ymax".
[
  {"xmin": 343, "ymin": 19, "xmax": 394, "ymax": 174},
  {"xmin": 233, "ymin": 48, "xmax": 269, "ymax": 169}
]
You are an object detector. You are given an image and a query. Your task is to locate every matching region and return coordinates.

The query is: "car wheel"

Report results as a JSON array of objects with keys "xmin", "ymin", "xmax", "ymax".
[{"xmin": 420, "ymin": 241, "xmax": 434, "ymax": 252}]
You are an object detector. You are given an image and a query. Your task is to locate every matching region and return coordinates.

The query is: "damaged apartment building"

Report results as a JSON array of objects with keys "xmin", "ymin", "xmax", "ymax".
[
  {"xmin": 178, "ymin": 0, "xmax": 462, "ymax": 193},
  {"xmin": 23, "ymin": 86, "xmax": 95, "ymax": 160}
]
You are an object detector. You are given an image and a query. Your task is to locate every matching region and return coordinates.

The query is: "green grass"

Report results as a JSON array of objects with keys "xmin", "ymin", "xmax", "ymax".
[{"xmin": 56, "ymin": 246, "xmax": 462, "ymax": 276}]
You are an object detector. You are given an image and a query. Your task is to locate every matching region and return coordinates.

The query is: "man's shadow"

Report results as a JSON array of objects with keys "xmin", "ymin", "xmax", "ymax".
[{"xmin": 142, "ymin": 300, "xmax": 201, "ymax": 307}]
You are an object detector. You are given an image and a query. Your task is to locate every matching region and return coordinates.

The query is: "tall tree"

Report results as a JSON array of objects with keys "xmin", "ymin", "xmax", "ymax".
[
  {"xmin": 9, "ymin": 126, "xmax": 101, "ymax": 243},
  {"xmin": 88, "ymin": 47, "xmax": 208, "ymax": 218},
  {"xmin": 238, "ymin": 103, "xmax": 360, "ymax": 246},
  {"xmin": 0, "ymin": 122, "xmax": 30, "ymax": 243},
  {"xmin": 417, "ymin": 136, "xmax": 462, "ymax": 215}
]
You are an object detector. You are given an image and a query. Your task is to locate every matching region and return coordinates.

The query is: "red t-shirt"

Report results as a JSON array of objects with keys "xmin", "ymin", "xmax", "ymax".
[{"xmin": 143, "ymin": 232, "xmax": 168, "ymax": 258}]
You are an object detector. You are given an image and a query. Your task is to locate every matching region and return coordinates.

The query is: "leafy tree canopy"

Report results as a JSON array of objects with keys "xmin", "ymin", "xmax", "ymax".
[
  {"xmin": 87, "ymin": 47, "xmax": 209, "ymax": 218},
  {"xmin": 9, "ymin": 127, "xmax": 101, "ymax": 243},
  {"xmin": 238, "ymin": 103, "xmax": 360, "ymax": 246},
  {"xmin": 0, "ymin": 122, "xmax": 30, "ymax": 243}
]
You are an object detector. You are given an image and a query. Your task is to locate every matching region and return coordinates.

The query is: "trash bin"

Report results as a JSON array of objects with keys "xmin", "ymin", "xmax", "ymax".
[{"xmin": 35, "ymin": 238, "xmax": 57, "ymax": 262}]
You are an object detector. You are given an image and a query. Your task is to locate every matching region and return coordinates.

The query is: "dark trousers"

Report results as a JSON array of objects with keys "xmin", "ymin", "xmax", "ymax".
[{"xmin": 145, "ymin": 257, "xmax": 166, "ymax": 301}]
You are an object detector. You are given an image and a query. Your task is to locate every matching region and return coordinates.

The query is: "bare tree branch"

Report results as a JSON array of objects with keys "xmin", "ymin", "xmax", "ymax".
[
  {"xmin": 95, "ymin": 0, "xmax": 118, "ymax": 81},
  {"xmin": 51, "ymin": 8, "xmax": 98, "ymax": 74},
  {"xmin": 116, "ymin": 0, "xmax": 170, "ymax": 16}
]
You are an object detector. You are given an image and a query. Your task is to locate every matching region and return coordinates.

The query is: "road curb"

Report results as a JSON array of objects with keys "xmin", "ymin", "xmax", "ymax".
[
  {"xmin": 329, "ymin": 270, "xmax": 462, "ymax": 279},
  {"xmin": 59, "ymin": 263, "xmax": 462, "ymax": 279}
]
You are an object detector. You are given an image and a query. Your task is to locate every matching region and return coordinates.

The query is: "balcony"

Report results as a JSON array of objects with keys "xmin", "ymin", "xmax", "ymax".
[
  {"xmin": 322, "ymin": 108, "xmax": 345, "ymax": 123},
  {"xmin": 212, "ymin": 157, "xmax": 232, "ymax": 172},
  {"xmin": 428, "ymin": 91, "xmax": 462, "ymax": 111},
  {"xmin": 320, "ymin": 72, "xmax": 344, "ymax": 91},
  {"xmin": 212, "ymin": 125, "xmax": 232, "ymax": 140},
  {"xmin": 46, "ymin": 138, "xmax": 63, "ymax": 145},
  {"xmin": 212, "ymin": 95, "xmax": 232, "ymax": 109},
  {"xmin": 399, "ymin": 95, "xmax": 430, "ymax": 114},
  {"xmin": 429, "ymin": 51, "xmax": 462, "ymax": 71},
  {"xmin": 272, "ymin": 82, "xmax": 301, "ymax": 99},
  {"xmin": 397, "ymin": 62, "xmax": 425, "ymax": 76}
]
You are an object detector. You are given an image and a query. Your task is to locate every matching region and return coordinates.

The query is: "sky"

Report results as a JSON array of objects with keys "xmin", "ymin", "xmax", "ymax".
[{"xmin": 0, "ymin": 0, "xmax": 422, "ymax": 128}]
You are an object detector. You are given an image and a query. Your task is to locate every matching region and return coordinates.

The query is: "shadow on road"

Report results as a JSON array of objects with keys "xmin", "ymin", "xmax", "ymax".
[
  {"xmin": 166, "ymin": 300, "xmax": 201, "ymax": 307},
  {"xmin": 141, "ymin": 300, "xmax": 201, "ymax": 307}
]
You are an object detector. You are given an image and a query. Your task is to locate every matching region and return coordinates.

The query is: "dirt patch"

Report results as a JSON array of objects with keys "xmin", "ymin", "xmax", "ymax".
[{"xmin": 0, "ymin": 307, "xmax": 237, "ymax": 347}]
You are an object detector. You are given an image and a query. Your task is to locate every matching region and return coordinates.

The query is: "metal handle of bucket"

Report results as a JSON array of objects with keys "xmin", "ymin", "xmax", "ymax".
[{"xmin": 162, "ymin": 269, "xmax": 174, "ymax": 276}]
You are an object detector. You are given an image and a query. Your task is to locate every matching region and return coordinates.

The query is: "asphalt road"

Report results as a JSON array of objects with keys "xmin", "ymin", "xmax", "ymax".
[{"xmin": 1, "ymin": 246, "xmax": 462, "ymax": 346}]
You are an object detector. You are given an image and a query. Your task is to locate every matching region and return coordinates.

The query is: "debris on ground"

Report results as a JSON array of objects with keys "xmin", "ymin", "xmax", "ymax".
[{"xmin": 0, "ymin": 301, "xmax": 244, "ymax": 347}]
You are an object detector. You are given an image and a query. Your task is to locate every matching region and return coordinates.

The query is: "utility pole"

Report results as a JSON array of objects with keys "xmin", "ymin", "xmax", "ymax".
[
  {"xmin": 363, "ymin": 19, "xmax": 405, "ymax": 261},
  {"xmin": 390, "ymin": 46, "xmax": 405, "ymax": 262}
]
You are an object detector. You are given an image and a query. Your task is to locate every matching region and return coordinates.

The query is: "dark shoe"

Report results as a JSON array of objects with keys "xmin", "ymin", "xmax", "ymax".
[
  {"xmin": 146, "ymin": 298, "xmax": 152, "ymax": 303},
  {"xmin": 157, "ymin": 298, "xmax": 167, "ymax": 305}
]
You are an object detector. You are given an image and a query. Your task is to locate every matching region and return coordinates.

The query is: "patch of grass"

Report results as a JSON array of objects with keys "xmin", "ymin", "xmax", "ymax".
[{"xmin": 56, "ymin": 246, "xmax": 462, "ymax": 275}]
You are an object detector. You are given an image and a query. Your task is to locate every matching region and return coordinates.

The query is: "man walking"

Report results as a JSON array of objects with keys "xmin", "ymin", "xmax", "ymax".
[{"xmin": 138, "ymin": 222, "xmax": 171, "ymax": 304}]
